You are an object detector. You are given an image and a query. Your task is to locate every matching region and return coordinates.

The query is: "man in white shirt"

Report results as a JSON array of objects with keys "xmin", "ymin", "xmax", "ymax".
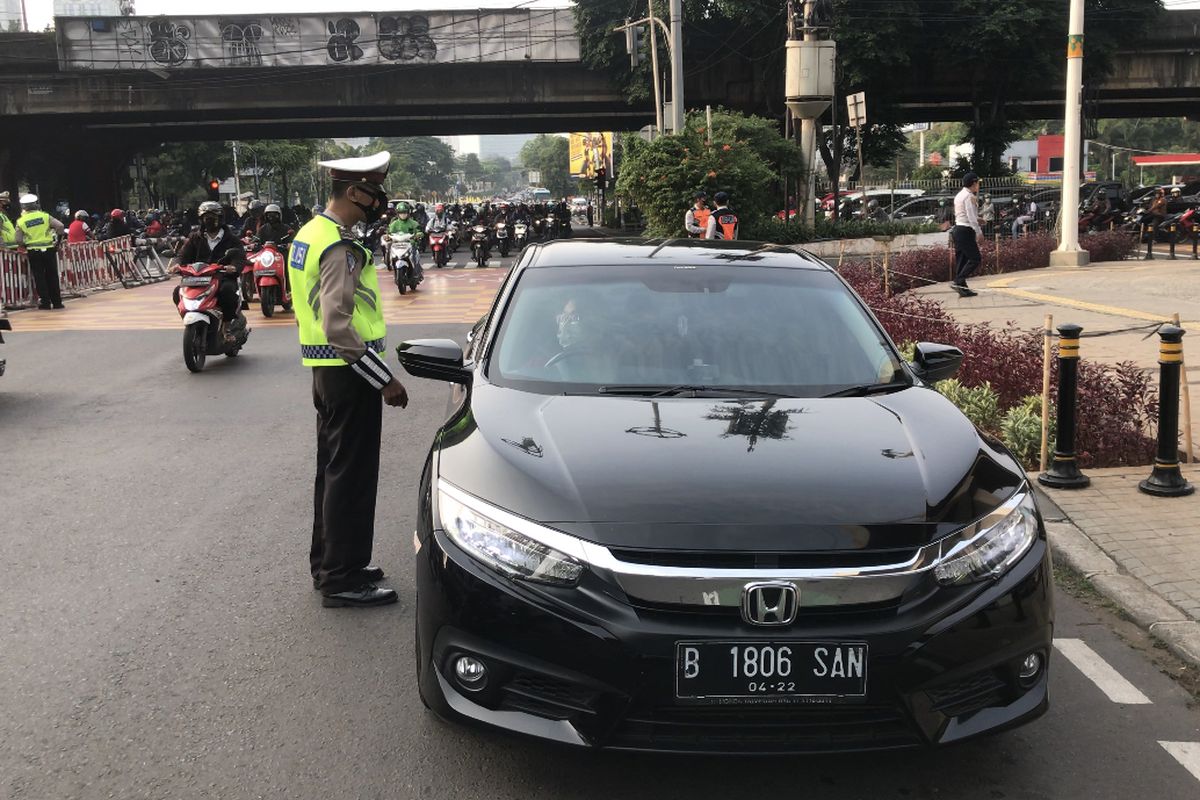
[{"xmin": 951, "ymin": 172, "xmax": 983, "ymax": 297}]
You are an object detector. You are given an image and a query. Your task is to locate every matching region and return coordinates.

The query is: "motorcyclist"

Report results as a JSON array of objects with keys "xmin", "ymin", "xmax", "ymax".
[
  {"xmin": 386, "ymin": 202, "xmax": 424, "ymax": 279},
  {"xmin": 255, "ymin": 204, "xmax": 292, "ymax": 246},
  {"xmin": 1141, "ymin": 188, "xmax": 1168, "ymax": 233},
  {"xmin": 1012, "ymin": 194, "xmax": 1037, "ymax": 239},
  {"xmin": 175, "ymin": 200, "xmax": 246, "ymax": 342},
  {"xmin": 67, "ymin": 210, "xmax": 91, "ymax": 244},
  {"xmin": 413, "ymin": 202, "xmax": 429, "ymax": 229},
  {"xmin": 865, "ymin": 198, "xmax": 888, "ymax": 223},
  {"xmin": 426, "ymin": 202, "xmax": 453, "ymax": 234},
  {"xmin": 1086, "ymin": 190, "xmax": 1115, "ymax": 230},
  {"xmin": 243, "ymin": 199, "xmax": 266, "ymax": 237},
  {"xmin": 102, "ymin": 208, "xmax": 131, "ymax": 240}
]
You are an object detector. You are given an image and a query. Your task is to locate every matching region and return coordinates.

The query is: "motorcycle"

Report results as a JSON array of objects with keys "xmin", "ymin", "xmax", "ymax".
[
  {"xmin": 513, "ymin": 221, "xmax": 528, "ymax": 250},
  {"xmin": 494, "ymin": 219, "xmax": 511, "ymax": 257},
  {"xmin": 176, "ymin": 262, "xmax": 251, "ymax": 373},
  {"xmin": 544, "ymin": 213, "xmax": 558, "ymax": 241},
  {"xmin": 237, "ymin": 234, "xmax": 256, "ymax": 306},
  {"xmin": 428, "ymin": 228, "xmax": 451, "ymax": 268},
  {"xmin": 1158, "ymin": 207, "xmax": 1199, "ymax": 243},
  {"xmin": 385, "ymin": 232, "xmax": 421, "ymax": 294},
  {"xmin": 250, "ymin": 241, "xmax": 292, "ymax": 317},
  {"xmin": 470, "ymin": 224, "xmax": 491, "ymax": 268}
]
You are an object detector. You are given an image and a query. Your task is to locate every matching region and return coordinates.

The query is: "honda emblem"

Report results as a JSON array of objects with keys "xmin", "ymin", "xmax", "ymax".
[{"xmin": 741, "ymin": 582, "xmax": 799, "ymax": 626}]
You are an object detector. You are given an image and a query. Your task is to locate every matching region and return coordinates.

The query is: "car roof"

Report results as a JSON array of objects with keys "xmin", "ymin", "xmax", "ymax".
[{"xmin": 519, "ymin": 238, "xmax": 832, "ymax": 271}]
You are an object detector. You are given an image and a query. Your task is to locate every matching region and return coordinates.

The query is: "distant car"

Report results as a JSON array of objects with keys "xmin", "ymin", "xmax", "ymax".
[
  {"xmin": 400, "ymin": 238, "xmax": 1053, "ymax": 754},
  {"xmin": 889, "ymin": 196, "xmax": 947, "ymax": 226}
]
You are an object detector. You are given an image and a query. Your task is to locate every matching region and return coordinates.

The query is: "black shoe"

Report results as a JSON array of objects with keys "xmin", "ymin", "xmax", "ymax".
[
  {"xmin": 37, "ymin": 304, "xmax": 51, "ymax": 310},
  {"xmin": 313, "ymin": 565, "xmax": 384, "ymax": 590},
  {"xmin": 322, "ymin": 583, "xmax": 398, "ymax": 608},
  {"xmin": 52, "ymin": 304, "xmax": 65, "ymax": 309}
]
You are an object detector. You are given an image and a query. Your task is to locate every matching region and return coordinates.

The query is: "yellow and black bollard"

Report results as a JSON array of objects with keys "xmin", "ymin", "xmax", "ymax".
[
  {"xmin": 1144, "ymin": 224, "xmax": 1154, "ymax": 260},
  {"xmin": 1169, "ymin": 223, "xmax": 1178, "ymax": 260},
  {"xmin": 1139, "ymin": 325, "xmax": 1194, "ymax": 497},
  {"xmin": 1039, "ymin": 324, "xmax": 1091, "ymax": 489}
]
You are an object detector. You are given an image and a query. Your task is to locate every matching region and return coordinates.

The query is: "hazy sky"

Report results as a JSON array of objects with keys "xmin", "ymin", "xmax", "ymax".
[{"xmin": 25, "ymin": 0, "xmax": 572, "ymax": 31}]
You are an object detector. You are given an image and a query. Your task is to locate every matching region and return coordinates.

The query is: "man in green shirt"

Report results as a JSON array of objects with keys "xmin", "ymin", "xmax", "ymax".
[{"xmin": 386, "ymin": 201, "xmax": 423, "ymax": 280}]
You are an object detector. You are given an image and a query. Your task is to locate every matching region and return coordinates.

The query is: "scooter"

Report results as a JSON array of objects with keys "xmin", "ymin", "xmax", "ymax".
[
  {"xmin": 385, "ymin": 232, "xmax": 421, "ymax": 294},
  {"xmin": 176, "ymin": 262, "xmax": 251, "ymax": 373},
  {"xmin": 494, "ymin": 219, "xmax": 511, "ymax": 258},
  {"xmin": 513, "ymin": 221, "xmax": 528, "ymax": 250},
  {"xmin": 544, "ymin": 213, "xmax": 558, "ymax": 241},
  {"xmin": 250, "ymin": 241, "xmax": 292, "ymax": 317},
  {"xmin": 1158, "ymin": 207, "xmax": 1198, "ymax": 243},
  {"xmin": 470, "ymin": 224, "xmax": 491, "ymax": 268},
  {"xmin": 238, "ymin": 234, "xmax": 256, "ymax": 305},
  {"xmin": 428, "ymin": 229, "xmax": 450, "ymax": 268}
]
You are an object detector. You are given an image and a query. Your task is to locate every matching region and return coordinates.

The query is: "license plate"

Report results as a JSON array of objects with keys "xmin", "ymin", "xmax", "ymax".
[
  {"xmin": 254, "ymin": 269, "xmax": 276, "ymax": 276},
  {"xmin": 181, "ymin": 276, "xmax": 211, "ymax": 286},
  {"xmin": 675, "ymin": 641, "xmax": 868, "ymax": 705}
]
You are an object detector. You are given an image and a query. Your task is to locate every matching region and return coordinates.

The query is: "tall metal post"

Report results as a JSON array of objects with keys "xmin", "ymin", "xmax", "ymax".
[
  {"xmin": 668, "ymin": 0, "xmax": 684, "ymax": 134},
  {"xmin": 231, "ymin": 141, "xmax": 242, "ymax": 203},
  {"xmin": 647, "ymin": 1, "xmax": 664, "ymax": 136},
  {"xmin": 799, "ymin": 1, "xmax": 817, "ymax": 225},
  {"xmin": 1050, "ymin": 0, "xmax": 1089, "ymax": 267}
]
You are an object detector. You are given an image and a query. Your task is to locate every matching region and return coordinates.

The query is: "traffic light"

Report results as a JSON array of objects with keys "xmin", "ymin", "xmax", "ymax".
[
  {"xmin": 206, "ymin": 178, "xmax": 220, "ymax": 201},
  {"xmin": 625, "ymin": 20, "xmax": 644, "ymax": 69}
]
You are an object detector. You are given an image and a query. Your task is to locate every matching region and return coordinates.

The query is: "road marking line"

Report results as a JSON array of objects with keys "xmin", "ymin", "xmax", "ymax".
[
  {"xmin": 1159, "ymin": 742, "xmax": 1200, "ymax": 783},
  {"xmin": 1053, "ymin": 638, "xmax": 1152, "ymax": 704},
  {"xmin": 983, "ymin": 287, "xmax": 1173, "ymax": 323}
]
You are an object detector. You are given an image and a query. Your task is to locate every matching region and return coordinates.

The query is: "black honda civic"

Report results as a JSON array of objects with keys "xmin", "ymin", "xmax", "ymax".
[{"xmin": 397, "ymin": 239, "xmax": 1053, "ymax": 754}]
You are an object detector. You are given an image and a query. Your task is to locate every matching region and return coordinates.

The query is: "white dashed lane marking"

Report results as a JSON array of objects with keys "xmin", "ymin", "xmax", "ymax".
[
  {"xmin": 1052, "ymin": 638, "xmax": 1153, "ymax": 705},
  {"xmin": 1159, "ymin": 741, "xmax": 1200, "ymax": 784}
]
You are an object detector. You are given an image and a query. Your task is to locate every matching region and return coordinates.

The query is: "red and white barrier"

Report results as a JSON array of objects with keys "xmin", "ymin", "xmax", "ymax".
[
  {"xmin": 0, "ymin": 249, "xmax": 33, "ymax": 309},
  {"xmin": 59, "ymin": 240, "xmax": 118, "ymax": 294}
]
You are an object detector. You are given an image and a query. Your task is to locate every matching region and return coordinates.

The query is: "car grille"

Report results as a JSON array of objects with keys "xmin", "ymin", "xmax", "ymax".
[
  {"xmin": 497, "ymin": 671, "xmax": 602, "ymax": 721},
  {"xmin": 608, "ymin": 547, "xmax": 921, "ymax": 570},
  {"xmin": 925, "ymin": 671, "xmax": 1009, "ymax": 717},
  {"xmin": 607, "ymin": 705, "xmax": 922, "ymax": 753}
]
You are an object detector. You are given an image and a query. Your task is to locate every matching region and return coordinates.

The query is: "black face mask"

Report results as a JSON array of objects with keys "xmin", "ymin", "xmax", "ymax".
[
  {"xmin": 202, "ymin": 215, "xmax": 221, "ymax": 233},
  {"xmin": 351, "ymin": 184, "xmax": 388, "ymax": 225}
]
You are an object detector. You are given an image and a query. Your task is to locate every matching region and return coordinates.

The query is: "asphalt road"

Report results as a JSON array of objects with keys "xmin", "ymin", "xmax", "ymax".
[{"xmin": 2, "ymin": 259, "xmax": 1200, "ymax": 799}]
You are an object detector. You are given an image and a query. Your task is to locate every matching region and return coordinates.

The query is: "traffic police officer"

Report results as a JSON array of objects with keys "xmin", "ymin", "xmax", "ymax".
[
  {"xmin": 15, "ymin": 193, "xmax": 65, "ymax": 309},
  {"xmin": 0, "ymin": 192, "xmax": 17, "ymax": 248},
  {"xmin": 292, "ymin": 151, "xmax": 409, "ymax": 608}
]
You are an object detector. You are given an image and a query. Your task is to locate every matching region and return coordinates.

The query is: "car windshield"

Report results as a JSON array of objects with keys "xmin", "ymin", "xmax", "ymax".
[{"xmin": 488, "ymin": 263, "xmax": 908, "ymax": 396}]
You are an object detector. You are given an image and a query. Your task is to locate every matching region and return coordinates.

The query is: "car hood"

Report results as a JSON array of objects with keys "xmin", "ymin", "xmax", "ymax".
[{"xmin": 436, "ymin": 386, "xmax": 1025, "ymax": 552}]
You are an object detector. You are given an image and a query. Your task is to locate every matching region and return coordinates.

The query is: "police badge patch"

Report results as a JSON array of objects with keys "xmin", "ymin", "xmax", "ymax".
[
  {"xmin": 346, "ymin": 249, "xmax": 358, "ymax": 274},
  {"xmin": 289, "ymin": 241, "xmax": 308, "ymax": 270}
]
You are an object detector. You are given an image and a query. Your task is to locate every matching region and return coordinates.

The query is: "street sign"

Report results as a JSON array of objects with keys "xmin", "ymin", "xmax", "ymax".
[
  {"xmin": 908, "ymin": 122, "xmax": 931, "ymax": 132},
  {"xmin": 846, "ymin": 92, "xmax": 867, "ymax": 128}
]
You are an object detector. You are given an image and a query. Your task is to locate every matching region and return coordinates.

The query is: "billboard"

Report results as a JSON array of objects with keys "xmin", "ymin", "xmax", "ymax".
[
  {"xmin": 569, "ymin": 132, "xmax": 613, "ymax": 178},
  {"xmin": 56, "ymin": 9, "xmax": 579, "ymax": 70}
]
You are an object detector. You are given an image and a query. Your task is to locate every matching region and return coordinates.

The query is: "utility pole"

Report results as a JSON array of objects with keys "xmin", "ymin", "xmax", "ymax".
[
  {"xmin": 785, "ymin": 0, "xmax": 835, "ymax": 226},
  {"xmin": 1051, "ymin": 0, "xmax": 1089, "ymax": 267},
  {"xmin": 231, "ymin": 141, "xmax": 242, "ymax": 205},
  {"xmin": 647, "ymin": 2, "xmax": 664, "ymax": 136},
  {"xmin": 668, "ymin": 0, "xmax": 684, "ymax": 134}
]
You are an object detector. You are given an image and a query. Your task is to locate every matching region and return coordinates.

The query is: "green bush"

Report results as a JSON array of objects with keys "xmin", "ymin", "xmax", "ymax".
[
  {"xmin": 742, "ymin": 216, "xmax": 939, "ymax": 244},
  {"xmin": 1000, "ymin": 396, "xmax": 1053, "ymax": 468},
  {"xmin": 935, "ymin": 379, "xmax": 1001, "ymax": 432}
]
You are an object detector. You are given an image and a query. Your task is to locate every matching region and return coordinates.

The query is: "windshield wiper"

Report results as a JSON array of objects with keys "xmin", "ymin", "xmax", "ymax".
[
  {"xmin": 821, "ymin": 382, "xmax": 909, "ymax": 398},
  {"xmin": 596, "ymin": 384, "xmax": 796, "ymax": 398}
]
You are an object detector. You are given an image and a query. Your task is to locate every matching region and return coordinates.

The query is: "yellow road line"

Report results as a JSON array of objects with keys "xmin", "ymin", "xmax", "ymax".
[{"xmin": 984, "ymin": 286, "xmax": 1173, "ymax": 323}]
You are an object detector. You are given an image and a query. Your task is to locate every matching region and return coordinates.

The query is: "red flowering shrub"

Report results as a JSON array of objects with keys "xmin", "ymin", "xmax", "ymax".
[
  {"xmin": 842, "ymin": 268, "xmax": 1157, "ymax": 467},
  {"xmin": 1079, "ymin": 230, "xmax": 1138, "ymax": 263}
]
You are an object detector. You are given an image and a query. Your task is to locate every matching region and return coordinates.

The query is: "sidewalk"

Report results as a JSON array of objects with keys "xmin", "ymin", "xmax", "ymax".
[{"xmin": 910, "ymin": 254, "xmax": 1200, "ymax": 666}]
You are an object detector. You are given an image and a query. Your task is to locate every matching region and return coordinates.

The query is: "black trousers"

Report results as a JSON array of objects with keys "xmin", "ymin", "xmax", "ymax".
[
  {"xmin": 950, "ymin": 225, "xmax": 981, "ymax": 285},
  {"xmin": 27, "ymin": 249, "xmax": 62, "ymax": 307},
  {"xmin": 310, "ymin": 366, "xmax": 383, "ymax": 593}
]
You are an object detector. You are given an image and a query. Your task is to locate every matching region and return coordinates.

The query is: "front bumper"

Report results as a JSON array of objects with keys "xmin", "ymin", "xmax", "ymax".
[{"xmin": 416, "ymin": 529, "xmax": 1053, "ymax": 754}]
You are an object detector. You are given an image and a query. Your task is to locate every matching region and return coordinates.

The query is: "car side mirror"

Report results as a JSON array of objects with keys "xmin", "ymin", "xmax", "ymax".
[
  {"xmin": 911, "ymin": 342, "xmax": 963, "ymax": 383},
  {"xmin": 397, "ymin": 339, "xmax": 472, "ymax": 385}
]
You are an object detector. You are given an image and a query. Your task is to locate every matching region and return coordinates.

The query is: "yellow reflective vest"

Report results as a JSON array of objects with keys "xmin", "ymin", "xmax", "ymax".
[
  {"xmin": 17, "ymin": 211, "xmax": 55, "ymax": 250},
  {"xmin": 291, "ymin": 214, "xmax": 386, "ymax": 367}
]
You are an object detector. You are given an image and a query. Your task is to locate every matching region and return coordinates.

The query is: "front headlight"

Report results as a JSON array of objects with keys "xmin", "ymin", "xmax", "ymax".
[
  {"xmin": 934, "ymin": 492, "xmax": 1039, "ymax": 586},
  {"xmin": 437, "ymin": 482, "xmax": 586, "ymax": 586}
]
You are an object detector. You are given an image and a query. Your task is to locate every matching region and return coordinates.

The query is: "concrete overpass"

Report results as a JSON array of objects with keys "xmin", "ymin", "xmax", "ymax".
[{"xmin": 1, "ymin": 9, "xmax": 1197, "ymax": 209}]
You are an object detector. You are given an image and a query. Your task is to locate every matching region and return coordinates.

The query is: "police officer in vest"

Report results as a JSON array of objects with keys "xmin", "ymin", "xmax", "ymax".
[
  {"xmin": 293, "ymin": 151, "xmax": 409, "ymax": 608},
  {"xmin": 704, "ymin": 191, "xmax": 739, "ymax": 240},
  {"xmin": 0, "ymin": 192, "xmax": 17, "ymax": 249},
  {"xmin": 15, "ymin": 194, "xmax": 66, "ymax": 309},
  {"xmin": 684, "ymin": 192, "xmax": 711, "ymax": 238}
]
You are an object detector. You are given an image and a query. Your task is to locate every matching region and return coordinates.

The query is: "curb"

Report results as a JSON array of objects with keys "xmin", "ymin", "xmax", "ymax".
[{"xmin": 1035, "ymin": 486, "xmax": 1200, "ymax": 668}]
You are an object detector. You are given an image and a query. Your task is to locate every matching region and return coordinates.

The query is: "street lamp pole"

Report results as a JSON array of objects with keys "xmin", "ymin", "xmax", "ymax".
[
  {"xmin": 668, "ymin": 0, "xmax": 684, "ymax": 134},
  {"xmin": 1051, "ymin": 0, "xmax": 1089, "ymax": 267}
]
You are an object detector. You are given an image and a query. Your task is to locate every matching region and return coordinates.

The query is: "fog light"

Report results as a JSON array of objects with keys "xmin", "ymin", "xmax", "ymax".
[
  {"xmin": 1019, "ymin": 652, "xmax": 1042, "ymax": 682},
  {"xmin": 454, "ymin": 655, "xmax": 488, "ymax": 689}
]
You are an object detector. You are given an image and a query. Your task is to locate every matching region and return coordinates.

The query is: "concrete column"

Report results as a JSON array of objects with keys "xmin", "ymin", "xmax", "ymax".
[{"xmin": 1051, "ymin": 0, "xmax": 1090, "ymax": 268}]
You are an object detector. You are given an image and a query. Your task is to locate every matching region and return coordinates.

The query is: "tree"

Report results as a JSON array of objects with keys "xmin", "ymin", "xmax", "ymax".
[
  {"xmin": 239, "ymin": 139, "xmax": 321, "ymax": 206},
  {"xmin": 138, "ymin": 142, "xmax": 233, "ymax": 209},
  {"xmin": 456, "ymin": 153, "xmax": 483, "ymax": 185},
  {"xmin": 519, "ymin": 135, "xmax": 573, "ymax": 198},
  {"xmin": 369, "ymin": 136, "xmax": 454, "ymax": 198},
  {"xmin": 615, "ymin": 108, "xmax": 803, "ymax": 236}
]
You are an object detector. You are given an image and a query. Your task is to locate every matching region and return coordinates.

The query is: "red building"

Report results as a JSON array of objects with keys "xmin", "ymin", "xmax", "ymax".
[{"xmin": 1036, "ymin": 135, "xmax": 1065, "ymax": 174}]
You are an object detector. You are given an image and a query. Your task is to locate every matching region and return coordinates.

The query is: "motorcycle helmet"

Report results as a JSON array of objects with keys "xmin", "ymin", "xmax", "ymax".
[
  {"xmin": 264, "ymin": 203, "xmax": 282, "ymax": 224},
  {"xmin": 435, "ymin": 203, "xmax": 445, "ymax": 214},
  {"xmin": 250, "ymin": 199, "xmax": 266, "ymax": 214},
  {"xmin": 110, "ymin": 208, "xmax": 124, "ymax": 219},
  {"xmin": 396, "ymin": 202, "xmax": 411, "ymax": 218},
  {"xmin": 74, "ymin": 210, "xmax": 88, "ymax": 220},
  {"xmin": 1098, "ymin": 189, "xmax": 1107, "ymax": 198},
  {"xmin": 1171, "ymin": 187, "xmax": 1182, "ymax": 197}
]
